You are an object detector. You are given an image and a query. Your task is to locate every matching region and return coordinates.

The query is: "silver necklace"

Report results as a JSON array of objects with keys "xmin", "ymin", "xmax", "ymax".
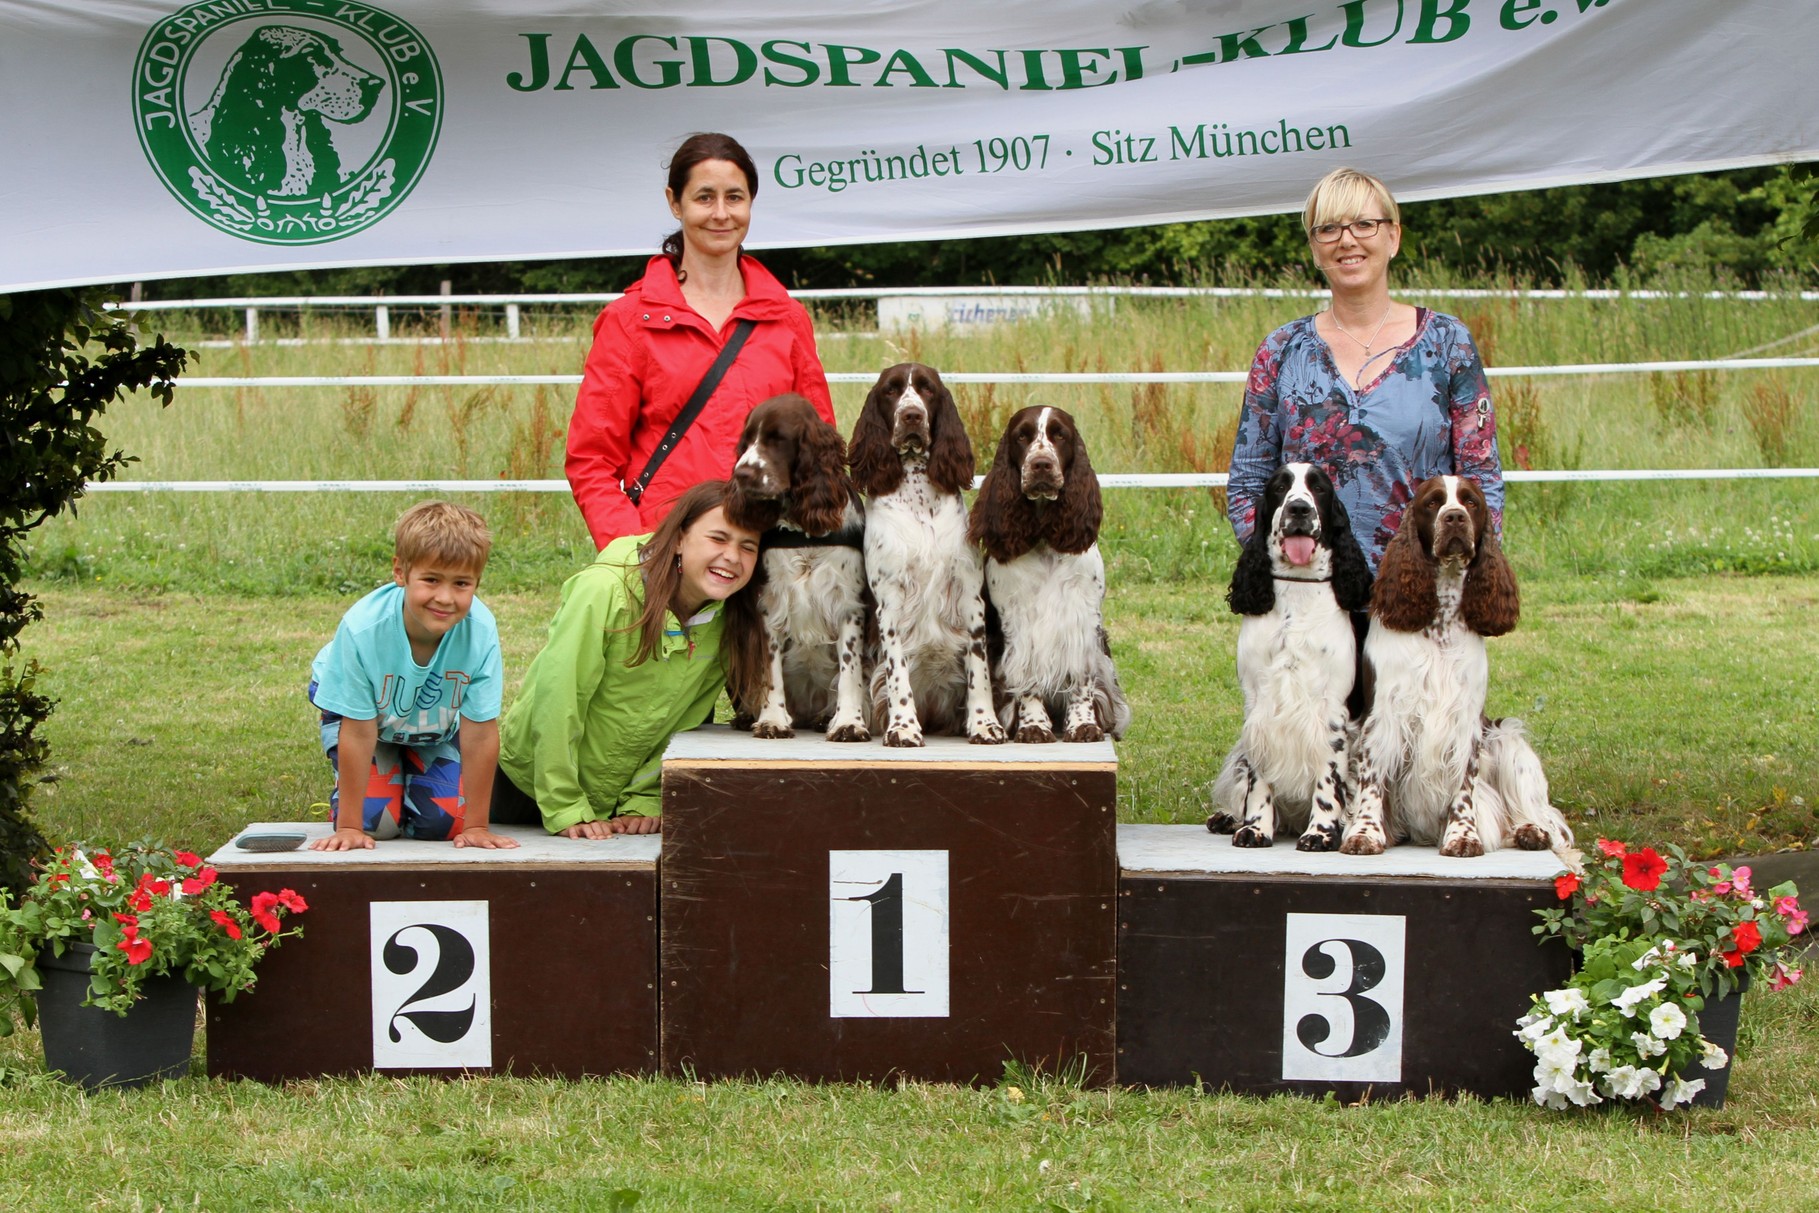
[{"xmin": 1328, "ymin": 304, "xmax": 1393, "ymax": 354}]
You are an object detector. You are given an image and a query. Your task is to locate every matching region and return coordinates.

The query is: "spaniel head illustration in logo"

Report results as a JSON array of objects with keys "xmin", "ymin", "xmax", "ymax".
[{"xmin": 189, "ymin": 25, "xmax": 384, "ymax": 199}]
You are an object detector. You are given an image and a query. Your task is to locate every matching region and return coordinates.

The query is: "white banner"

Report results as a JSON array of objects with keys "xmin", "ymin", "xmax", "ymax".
[{"xmin": 2, "ymin": 0, "xmax": 1814, "ymax": 292}]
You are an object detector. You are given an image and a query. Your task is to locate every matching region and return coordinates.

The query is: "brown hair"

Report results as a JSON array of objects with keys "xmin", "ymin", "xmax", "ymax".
[
  {"xmin": 625, "ymin": 479, "xmax": 768, "ymax": 707},
  {"xmin": 393, "ymin": 500, "xmax": 490, "ymax": 576},
  {"xmin": 661, "ymin": 132, "xmax": 759, "ymax": 274}
]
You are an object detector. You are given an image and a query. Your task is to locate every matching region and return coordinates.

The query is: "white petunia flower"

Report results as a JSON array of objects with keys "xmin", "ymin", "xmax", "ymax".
[
  {"xmin": 1700, "ymin": 1039, "xmax": 1730, "ymax": 1069},
  {"xmin": 1586, "ymin": 1047, "xmax": 1613, "ymax": 1074},
  {"xmin": 1533, "ymin": 1027, "xmax": 1583, "ymax": 1071},
  {"xmin": 1612, "ymin": 978, "xmax": 1667, "ymax": 1017},
  {"xmin": 1630, "ymin": 1032, "xmax": 1666, "ymax": 1060},
  {"xmin": 1544, "ymin": 988, "xmax": 1592, "ymax": 1020},
  {"xmin": 1649, "ymin": 1002, "xmax": 1687, "ymax": 1040},
  {"xmin": 1658, "ymin": 1075, "xmax": 1706, "ymax": 1110},
  {"xmin": 1601, "ymin": 1066, "xmax": 1663, "ymax": 1101},
  {"xmin": 1677, "ymin": 952, "xmax": 1698, "ymax": 969}
]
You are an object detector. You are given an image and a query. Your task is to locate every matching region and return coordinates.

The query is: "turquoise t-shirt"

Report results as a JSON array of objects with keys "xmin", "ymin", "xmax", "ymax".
[{"xmin": 310, "ymin": 582, "xmax": 502, "ymax": 747}]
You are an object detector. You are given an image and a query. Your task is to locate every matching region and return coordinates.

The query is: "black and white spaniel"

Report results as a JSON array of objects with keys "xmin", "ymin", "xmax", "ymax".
[
  {"xmin": 968, "ymin": 406, "xmax": 1130, "ymax": 743},
  {"xmin": 1342, "ymin": 475, "xmax": 1572, "ymax": 856},
  {"xmin": 725, "ymin": 394, "xmax": 870, "ymax": 742},
  {"xmin": 848, "ymin": 363, "xmax": 1004, "ymax": 747},
  {"xmin": 1207, "ymin": 463, "xmax": 1373, "ymax": 848}
]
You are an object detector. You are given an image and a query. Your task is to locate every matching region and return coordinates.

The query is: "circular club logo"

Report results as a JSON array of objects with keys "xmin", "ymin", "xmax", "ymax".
[{"xmin": 133, "ymin": 3, "xmax": 441, "ymax": 245}]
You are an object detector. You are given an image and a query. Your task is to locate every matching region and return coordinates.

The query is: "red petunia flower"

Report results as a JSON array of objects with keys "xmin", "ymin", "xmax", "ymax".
[
  {"xmin": 113, "ymin": 912, "xmax": 139, "ymax": 933},
  {"xmin": 93, "ymin": 852, "xmax": 115, "ymax": 878},
  {"xmin": 181, "ymin": 867, "xmax": 219, "ymax": 896},
  {"xmin": 117, "ymin": 935, "xmax": 153, "ymax": 965},
  {"xmin": 1554, "ymin": 873, "xmax": 1581, "ymax": 900},
  {"xmin": 1621, "ymin": 848, "xmax": 1668, "ymax": 891},
  {"xmin": 250, "ymin": 891, "xmax": 282, "ymax": 933},
  {"xmin": 1596, "ymin": 838, "xmax": 1627, "ymax": 858},
  {"xmin": 134, "ymin": 872, "xmax": 172, "ymax": 900},
  {"xmin": 1722, "ymin": 948, "xmax": 1746, "ymax": 969},
  {"xmin": 209, "ymin": 909, "xmax": 243, "ymax": 941},
  {"xmin": 277, "ymin": 888, "xmax": 308, "ymax": 913},
  {"xmin": 127, "ymin": 887, "xmax": 153, "ymax": 912},
  {"xmin": 1731, "ymin": 920, "xmax": 1763, "ymax": 954},
  {"xmin": 174, "ymin": 850, "xmax": 204, "ymax": 868}
]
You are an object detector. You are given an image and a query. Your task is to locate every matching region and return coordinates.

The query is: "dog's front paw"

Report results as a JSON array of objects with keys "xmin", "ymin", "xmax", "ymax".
[
  {"xmin": 1016, "ymin": 723, "xmax": 1056, "ymax": 744},
  {"xmin": 825, "ymin": 720, "xmax": 870, "ymax": 743},
  {"xmin": 1206, "ymin": 812, "xmax": 1239, "ymax": 834},
  {"xmin": 1296, "ymin": 824, "xmax": 1341, "ymax": 852},
  {"xmin": 969, "ymin": 720, "xmax": 1008, "ymax": 745},
  {"xmin": 884, "ymin": 722, "xmax": 924, "ymax": 748},
  {"xmin": 752, "ymin": 719, "xmax": 795, "ymax": 740},
  {"xmin": 1062, "ymin": 722, "xmax": 1104, "ymax": 743},
  {"xmin": 1339, "ymin": 831, "xmax": 1386, "ymax": 857},
  {"xmin": 1232, "ymin": 824, "xmax": 1274, "ymax": 848},
  {"xmin": 1511, "ymin": 824, "xmax": 1550, "ymax": 851},
  {"xmin": 1439, "ymin": 835, "xmax": 1485, "ymax": 859}
]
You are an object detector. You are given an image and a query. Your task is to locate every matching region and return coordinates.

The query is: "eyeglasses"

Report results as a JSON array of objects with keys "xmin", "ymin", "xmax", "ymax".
[{"xmin": 1310, "ymin": 218, "xmax": 1393, "ymax": 243}]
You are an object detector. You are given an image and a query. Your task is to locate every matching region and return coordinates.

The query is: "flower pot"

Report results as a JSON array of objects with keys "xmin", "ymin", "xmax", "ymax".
[
  {"xmin": 1683, "ymin": 973, "xmax": 1749, "ymax": 1110},
  {"xmin": 33, "ymin": 943, "xmax": 198, "ymax": 1089}
]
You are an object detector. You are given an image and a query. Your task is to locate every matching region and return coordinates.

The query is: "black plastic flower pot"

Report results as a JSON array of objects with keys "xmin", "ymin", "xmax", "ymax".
[{"xmin": 33, "ymin": 943, "xmax": 197, "ymax": 1089}]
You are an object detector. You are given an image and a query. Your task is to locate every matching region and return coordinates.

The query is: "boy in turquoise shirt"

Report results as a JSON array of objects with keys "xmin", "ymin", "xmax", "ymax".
[{"xmin": 307, "ymin": 501, "xmax": 516, "ymax": 851}]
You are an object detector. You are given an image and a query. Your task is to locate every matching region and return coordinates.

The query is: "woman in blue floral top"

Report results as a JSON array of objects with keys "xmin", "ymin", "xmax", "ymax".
[{"xmin": 1227, "ymin": 167, "xmax": 1504, "ymax": 572}]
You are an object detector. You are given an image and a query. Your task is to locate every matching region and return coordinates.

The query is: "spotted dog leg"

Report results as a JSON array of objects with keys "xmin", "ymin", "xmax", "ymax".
[
  {"xmin": 751, "ymin": 634, "xmax": 795, "ymax": 739},
  {"xmin": 1206, "ymin": 756, "xmax": 1248, "ymax": 834},
  {"xmin": 1511, "ymin": 823, "xmax": 1550, "ymax": 850},
  {"xmin": 1231, "ymin": 764, "xmax": 1276, "ymax": 848},
  {"xmin": 875, "ymin": 623, "xmax": 924, "ymax": 748},
  {"xmin": 1013, "ymin": 693, "xmax": 1056, "ymax": 744},
  {"xmin": 1439, "ymin": 734, "xmax": 1486, "ymax": 858},
  {"xmin": 963, "ymin": 613, "xmax": 1007, "ymax": 745},
  {"xmin": 1297, "ymin": 713, "xmax": 1349, "ymax": 852},
  {"xmin": 1340, "ymin": 743, "xmax": 1389, "ymax": 856},
  {"xmin": 824, "ymin": 608, "xmax": 870, "ymax": 742},
  {"xmin": 1060, "ymin": 682, "xmax": 1104, "ymax": 744}
]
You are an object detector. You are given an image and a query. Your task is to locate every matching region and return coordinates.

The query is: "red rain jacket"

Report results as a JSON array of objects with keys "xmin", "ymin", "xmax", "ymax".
[{"xmin": 565, "ymin": 255, "xmax": 834, "ymax": 548}]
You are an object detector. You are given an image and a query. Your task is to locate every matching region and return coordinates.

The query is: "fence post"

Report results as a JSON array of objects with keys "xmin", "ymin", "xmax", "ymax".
[
  {"xmin": 376, "ymin": 304, "xmax": 391, "ymax": 341},
  {"xmin": 506, "ymin": 303, "xmax": 521, "ymax": 340},
  {"xmin": 244, "ymin": 307, "xmax": 258, "ymax": 344},
  {"xmin": 440, "ymin": 279, "xmax": 452, "ymax": 340}
]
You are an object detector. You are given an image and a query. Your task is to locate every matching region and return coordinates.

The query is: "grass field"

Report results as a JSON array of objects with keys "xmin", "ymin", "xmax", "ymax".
[{"xmin": 4, "ymin": 280, "xmax": 1819, "ymax": 1209}]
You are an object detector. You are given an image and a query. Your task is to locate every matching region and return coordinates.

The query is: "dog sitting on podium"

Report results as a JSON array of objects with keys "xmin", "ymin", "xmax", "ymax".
[{"xmin": 1208, "ymin": 463, "xmax": 1373, "ymax": 848}]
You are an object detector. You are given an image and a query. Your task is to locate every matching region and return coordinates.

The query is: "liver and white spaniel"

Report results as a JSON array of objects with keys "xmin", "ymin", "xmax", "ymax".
[
  {"xmin": 1208, "ymin": 463, "xmax": 1373, "ymax": 848},
  {"xmin": 1342, "ymin": 475, "xmax": 1572, "ymax": 856},
  {"xmin": 726, "ymin": 394, "xmax": 870, "ymax": 742},
  {"xmin": 968, "ymin": 406, "xmax": 1130, "ymax": 743},
  {"xmin": 849, "ymin": 363, "xmax": 1004, "ymax": 747}
]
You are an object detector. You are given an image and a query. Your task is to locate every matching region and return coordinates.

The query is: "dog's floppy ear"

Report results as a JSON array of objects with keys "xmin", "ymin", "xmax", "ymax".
[
  {"xmin": 848, "ymin": 373, "xmax": 903, "ymax": 496},
  {"xmin": 924, "ymin": 374, "xmax": 977, "ymax": 495},
  {"xmin": 1370, "ymin": 522, "xmax": 1439, "ymax": 632},
  {"xmin": 967, "ymin": 431, "xmax": 1038, "ymax": 563},
  {"xmin": 1323, "ymin": 494, "xmax": 1375, "ymax": 614},
  {"xmin": 790, "ymin": 414, "xmax": 852, "ymax": 537},
  {"xmin": 1461, "ymin": 532, "xmax": 1520, "ymax": 636},
  {"xmin": 1044, "ymin": 419, "xmax": 1102, "ymax": 555},
  {"xmin": 1226, "ymin": 526, "xmax": 1276, "ymax": 616}
]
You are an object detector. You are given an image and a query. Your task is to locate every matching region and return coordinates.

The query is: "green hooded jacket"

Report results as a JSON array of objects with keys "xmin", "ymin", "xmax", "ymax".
[{"xmin": 498, "ymin": 534, "xmax": 726, "ymax": 831}]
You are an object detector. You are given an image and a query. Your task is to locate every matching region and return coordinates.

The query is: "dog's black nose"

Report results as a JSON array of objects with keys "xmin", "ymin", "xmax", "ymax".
[{"xmin": 1286, "ymin": 499, "xmax": 1314, "ymax": 519}]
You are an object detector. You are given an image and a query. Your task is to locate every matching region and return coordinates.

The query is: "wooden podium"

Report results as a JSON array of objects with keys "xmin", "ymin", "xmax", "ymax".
[
  {"xmin": 1114, "ymin": 825, "xmax": 1572, "ymax": 1098},
  {"xmin": 657, "ymin": 727, "xmax": 1118, "ymax": 1085},
  {"xmin": 204, "ymin": 824, "xmax": 659, "ymax": 1081}
]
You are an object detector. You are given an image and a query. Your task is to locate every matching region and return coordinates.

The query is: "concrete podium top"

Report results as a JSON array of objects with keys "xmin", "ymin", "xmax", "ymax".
[
  {"xmin": 663, "ymin": 723, "xmax": 1117, "ymax": 769},
  {"xmin": 207, "ymin": 822, "xmax": 661, "ymax": 869},
  {"xmin": 1117, "ymin": 823, "xmax": 1569, "ymax": 881}
]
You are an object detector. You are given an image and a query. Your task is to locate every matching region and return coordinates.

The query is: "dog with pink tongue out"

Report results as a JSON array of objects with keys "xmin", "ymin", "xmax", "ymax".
[{"xmin": 1208, "ymin": 463, "xmax": 1375, "ymax": 850}]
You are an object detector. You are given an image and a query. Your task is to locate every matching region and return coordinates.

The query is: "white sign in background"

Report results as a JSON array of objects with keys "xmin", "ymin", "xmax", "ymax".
[
  {"xmin": 2, "ymin": 1, "xmax": 1815, "ymax": 291},
  {"xmin": 370, "ymin": 899, "xmax": 493, "ymax": 1070},
  {"xmin": 829, "ymin": 849, "xmax": 950, "ymax": 1019},
  {"xmin": 1280, "ymin": 912, "xmax": 1406, "ymax": 1084}
]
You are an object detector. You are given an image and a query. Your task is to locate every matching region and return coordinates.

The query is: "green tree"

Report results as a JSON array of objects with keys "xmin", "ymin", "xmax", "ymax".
[{"xmin": 0, "ymin": 290, "xmax": 188, "ymax": 892}]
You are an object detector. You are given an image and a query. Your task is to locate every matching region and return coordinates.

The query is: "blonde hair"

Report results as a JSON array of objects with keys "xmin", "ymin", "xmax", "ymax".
[
  {"xmin": 1302, "ymin": 167, "xmax": 1400, "ymax": 235},
  {"xmin": 393, "ymin": 500, "xmax": 491, "ymax": 575}
]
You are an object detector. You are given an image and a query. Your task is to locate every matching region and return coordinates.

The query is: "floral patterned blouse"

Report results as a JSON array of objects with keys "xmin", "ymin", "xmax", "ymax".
[{"xmin": 1226, "ymin": 308, "xmax": 1504, "ymax": 571}]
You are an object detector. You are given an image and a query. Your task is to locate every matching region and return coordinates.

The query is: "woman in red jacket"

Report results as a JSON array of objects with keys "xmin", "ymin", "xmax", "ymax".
[{"xmin": 566, "ymin": 132, "xmax": 835, "ymax": 549}]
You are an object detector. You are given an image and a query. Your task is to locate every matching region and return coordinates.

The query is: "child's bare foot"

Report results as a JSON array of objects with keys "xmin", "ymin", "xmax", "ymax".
[{"xmin": 609, "ymin": 815, "xmax": 661, "ymax": 835}]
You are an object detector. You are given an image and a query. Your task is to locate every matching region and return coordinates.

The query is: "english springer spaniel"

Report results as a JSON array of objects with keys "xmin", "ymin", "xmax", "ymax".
[
  {"xmin": 849, "ymin": 363, "xmax": 1004, "ymax": 747},
  {"xmin": 1207, "ymin": 463, "xmax": 1373, "ymax": 848},
  {"xmin": 726, "ymin": 394, "xmax": 870, "ymax": 742},
  {"xmin": 968, "ymin": 406, "xmax": 1130, "ymax": 743},
  {"xmin": 1342, "ymin": 475, "xmax": 1572, "ymax": 856}
]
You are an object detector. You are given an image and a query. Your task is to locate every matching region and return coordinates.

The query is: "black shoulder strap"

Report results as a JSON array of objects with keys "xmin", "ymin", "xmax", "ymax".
[{"xmin": 625, "ymin": 317, "xmax": 757, "ymax": 506}]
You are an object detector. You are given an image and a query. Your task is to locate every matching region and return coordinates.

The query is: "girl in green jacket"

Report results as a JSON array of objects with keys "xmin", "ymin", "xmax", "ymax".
[{"xmin": 495, "ymin": 480, "xmax": 767, "ymax": 836}]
